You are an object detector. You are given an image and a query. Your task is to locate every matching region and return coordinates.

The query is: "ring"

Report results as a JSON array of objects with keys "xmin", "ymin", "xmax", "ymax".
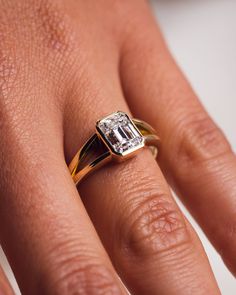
[{"xmin": 69, "ymin": 111, "xmax": 160, "ymax": 185}]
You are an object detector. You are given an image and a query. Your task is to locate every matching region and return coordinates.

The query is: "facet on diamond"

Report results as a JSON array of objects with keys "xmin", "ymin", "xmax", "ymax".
[{"xmin": 96, "ymin": 111, "xmax": 144, "ymax": 155}]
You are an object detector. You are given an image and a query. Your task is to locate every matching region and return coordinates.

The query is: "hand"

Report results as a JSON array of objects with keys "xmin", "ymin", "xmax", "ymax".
[{"xmin": 0, "ymin": 1, "xmax": 235, "ymax": 294}]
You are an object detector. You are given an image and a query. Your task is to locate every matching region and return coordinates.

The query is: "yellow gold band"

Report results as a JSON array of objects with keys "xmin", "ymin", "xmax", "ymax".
[{"xmin": 69, "ymin": 113, "xmax": 160, "ymax": 185}]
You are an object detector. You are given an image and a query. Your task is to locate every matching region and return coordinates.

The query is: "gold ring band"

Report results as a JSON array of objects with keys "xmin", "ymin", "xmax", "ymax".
[{"xmin": 69, "ymin": 111, "xmax": 160, "ymax": 185}]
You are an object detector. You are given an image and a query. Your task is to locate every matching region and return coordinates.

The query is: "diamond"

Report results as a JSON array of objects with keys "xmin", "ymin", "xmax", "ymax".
[{"xmin": 96, "ymin": 111, "xmax": 144, "ymax": 156}]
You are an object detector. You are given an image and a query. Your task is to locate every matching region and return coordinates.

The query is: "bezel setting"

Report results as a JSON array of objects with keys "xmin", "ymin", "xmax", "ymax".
[{"xmin": 96, "ymin": 111, "xmax": 144, "ymax": 159}]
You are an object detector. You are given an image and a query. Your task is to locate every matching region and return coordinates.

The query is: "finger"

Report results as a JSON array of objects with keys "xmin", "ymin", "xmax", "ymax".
[
  {"xmin": 0, "ymin": 59, "xmax": 126, "ymax": 295},
  {"xmin": 0, "ymin": 113, "xmax": 126, "ymax": 294},
  {"xmin": 0, "ymin": 2, "xmax": 129, "ymax": 293},
  {"xmin": 0, "ymin": 264, "xmax": 14, "ymax": 295},
  {"xmin": 64, "ymin": 42, "xmax": 220, "ymax": 295},
  {"xmin": 119, "ymin": 3, "xmax": 236, "ymax": 274}
]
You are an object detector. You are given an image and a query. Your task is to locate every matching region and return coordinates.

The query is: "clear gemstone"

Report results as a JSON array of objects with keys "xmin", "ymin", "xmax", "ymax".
[{"xmin": 96, "ymin": 111, "xmax": 143, "ymax": 155}]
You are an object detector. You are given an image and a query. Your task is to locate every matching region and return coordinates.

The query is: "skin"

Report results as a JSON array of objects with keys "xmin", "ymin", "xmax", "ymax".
[{"xmin": 0, "ymin": 0, "xmax": 235, "ymax": 294}]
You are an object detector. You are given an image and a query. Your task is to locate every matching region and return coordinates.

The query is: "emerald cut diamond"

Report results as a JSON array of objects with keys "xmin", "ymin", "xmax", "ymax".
[{"xmin": 96, "ymin": 111, "xmax": 144, "ymax": 156}]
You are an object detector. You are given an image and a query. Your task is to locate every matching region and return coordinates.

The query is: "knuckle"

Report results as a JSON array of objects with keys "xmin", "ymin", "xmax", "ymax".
[
  {"xmin": 35, "ymin": 0, "xmax": 76, "ymax": 54},
  {"xmin": 52, "ymin": 263, "xmax": 119, "ymax": 295},
  {"xmin": 42, "ymin": 241, "xmax": 121, "ymax": 295},
  {"xmin": 119, "ymin": 191, "xmax": 190, "ymax": 258},
  {"xmin": 0, "ymin": 0, "xmax": 76, "ymax": 56},
  {"xmin": 0, "ymin": 0, "xmax": 77, "ymax": 128},
  {"xmin": 173, "ymin": 114, "xmax": 231, "ymax": 166}
]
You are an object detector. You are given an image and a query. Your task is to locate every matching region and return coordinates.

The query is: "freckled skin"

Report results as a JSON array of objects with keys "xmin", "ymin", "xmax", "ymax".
[{"xmin": 0, "ymin": 0, "xmax": 234, "ymax": 294}]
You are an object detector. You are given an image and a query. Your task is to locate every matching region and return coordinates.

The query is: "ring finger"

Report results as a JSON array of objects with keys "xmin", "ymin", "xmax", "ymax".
[{"xmin": 64, "ymin": 42, "xmax": 220, "ymax": 295}]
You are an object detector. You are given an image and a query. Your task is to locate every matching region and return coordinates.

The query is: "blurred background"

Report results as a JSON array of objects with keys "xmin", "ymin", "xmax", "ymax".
[{"xmin": 1, "ymin": 0, "xmax": 236, "ymax": 293}]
